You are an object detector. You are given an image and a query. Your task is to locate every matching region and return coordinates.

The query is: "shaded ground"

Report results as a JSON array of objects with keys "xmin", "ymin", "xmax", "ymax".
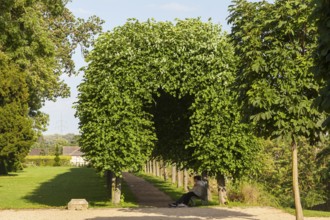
[
  {"xmin": 122, "ymin": 172, "xmax": 172, "ymax": 207},
  {"xmin": 24, "ymin": 167, "xmax": 109, "ymax": 207}
]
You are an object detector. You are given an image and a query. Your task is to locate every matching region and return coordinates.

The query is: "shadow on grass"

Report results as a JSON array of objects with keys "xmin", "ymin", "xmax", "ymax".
[
  {"xmin": 24, "ymin": 167, "xmax": 110, "ymax": 207},
  {"xmin": 2, "ymin": 173, "xmax": 18, "ymax": 177}
]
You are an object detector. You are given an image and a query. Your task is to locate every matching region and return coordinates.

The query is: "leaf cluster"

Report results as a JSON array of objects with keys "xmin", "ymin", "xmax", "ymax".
[
  {"xmin": 76, "ymin": 18, "xmax": 261, "ymax": 178},
  {"xmin": 228, "ymin": 0, "xmax": 327, "ymax": 143}
]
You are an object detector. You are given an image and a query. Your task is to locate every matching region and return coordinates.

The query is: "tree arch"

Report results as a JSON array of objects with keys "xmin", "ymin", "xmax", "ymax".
[{"xmin": 76, "ymin": 18, "xmax": 260, "ymax": 203}]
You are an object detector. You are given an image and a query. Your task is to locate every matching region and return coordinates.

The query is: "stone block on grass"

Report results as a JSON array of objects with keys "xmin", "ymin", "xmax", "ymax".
[{"xmin": 67, "ymin": 199, "xmax": 88, "ymax": 210}]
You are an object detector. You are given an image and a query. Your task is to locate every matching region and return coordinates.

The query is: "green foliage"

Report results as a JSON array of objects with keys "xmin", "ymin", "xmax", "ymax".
[
  {"xmin": 53, "ymin": 146, "xmax": 61, "ymax": 166},
  {"xmin": 0, "ymin": 0, "xmax": 102, "ymax": 173},
  {"xmin": 313, "ymin": 0, "xmax": 330, "ymax": 201},
  {"xmin": 316, "ymin": 145, "xmax": 330, "ymax": 199},
  {"xmin": 24, "ymin": 155, "xmax": 71, "ymax": 167},
  {"xmin": 31, "ymin": 133, "xmax": 80, "ymax": 155},
  {"xmin": 0, "ymin": 0, "xmax": 103, "ymax": 132},
  {"xmin": 256, "ymin": 139, "xmax": 327, "ymax": 208},
  {"xmin": 188, "ymin": 84, "xmax": 261, "ymax": 178},
  {"xmin": 228, "ymin": 0, "xmax": 327, "ymax": 143},
  {"xmin": 314, "ymin": 0, "xmax": 330, "ymax": 127},
  {"xmin": 227, "ymin": 180, "xmax": 278, "ymax": 206},
  {"xmin": 76, "ymin": 18, "xmax": 260, "ymax": 179},
  {"xmin": 228, "ymin": 1, "xmax": 328, "ymax": 216},
  {"xmin": 0, "ymin": 52, "xmax": 35, "ymax": 174}
]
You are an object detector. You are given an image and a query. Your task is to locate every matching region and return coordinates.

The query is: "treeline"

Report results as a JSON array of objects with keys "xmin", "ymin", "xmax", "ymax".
[{"xmin": 31, "ymin": 133, "xmax": 81, "ymax": 155}]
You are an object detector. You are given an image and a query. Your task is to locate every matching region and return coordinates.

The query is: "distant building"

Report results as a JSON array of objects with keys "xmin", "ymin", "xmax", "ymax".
[
  {"xmin": 62, "ymin": 146, "xmax": 88, "ymax": 166},
  {"xmin": 28, "ymin": 148, "xmax": 44, "ymax": 156}
]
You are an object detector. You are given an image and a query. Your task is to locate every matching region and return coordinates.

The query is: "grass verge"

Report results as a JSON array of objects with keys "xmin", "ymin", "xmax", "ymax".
[
  {"xmin": 135, "ymin": 173, "xmax": 185, "ymax": 201},
  {"xmin": 121, "ymin": 179, "xmax": 138, "ymax": 207},
  {"xmin": 284, "ymin": 208, "xmax": 330, "ymax": 218}
]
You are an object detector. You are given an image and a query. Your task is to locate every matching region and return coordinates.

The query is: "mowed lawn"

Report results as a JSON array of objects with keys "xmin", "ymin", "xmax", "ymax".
[{"xmin": 0, "ymin": 167, "xmax": 111, "ymax": 209}]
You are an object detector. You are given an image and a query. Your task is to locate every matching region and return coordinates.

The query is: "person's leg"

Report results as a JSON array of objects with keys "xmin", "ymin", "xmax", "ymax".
[
  {"xmin": 169, "ymin": 193, "xmax": 187, "ymax": 207},
  {"xmin": 175, "ymin": 192, "xmax": 197, "ymax": 205}
]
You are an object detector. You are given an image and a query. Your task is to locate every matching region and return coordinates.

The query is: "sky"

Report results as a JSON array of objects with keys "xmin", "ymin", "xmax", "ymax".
[{"xmin": 41, "ymin": 0, "xmax": 239, "ymax": 135}]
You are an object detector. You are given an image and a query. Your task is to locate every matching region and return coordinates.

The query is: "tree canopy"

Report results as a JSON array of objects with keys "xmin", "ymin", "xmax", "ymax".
[
  {"xmin": 76, "ymin": 18, "xmax": 260, "ymax": 179},
  {"xmin": 228, "ymin": 0, "xmax": 328, "ymax": 218},
  {"xmin": 314, "ymin": 0, "xmax": 330, "ymax": 127}
]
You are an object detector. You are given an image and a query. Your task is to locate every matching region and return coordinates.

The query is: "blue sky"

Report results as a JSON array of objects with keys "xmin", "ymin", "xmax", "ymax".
[{"xmin": 41, "ymin": 0, "xmax": 242, "ymax": 135}]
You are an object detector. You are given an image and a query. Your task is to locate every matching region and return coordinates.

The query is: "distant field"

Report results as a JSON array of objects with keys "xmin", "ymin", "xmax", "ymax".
[{"xmin": 0, "ymin": 167, "xmax": 135, "ymax": 209}]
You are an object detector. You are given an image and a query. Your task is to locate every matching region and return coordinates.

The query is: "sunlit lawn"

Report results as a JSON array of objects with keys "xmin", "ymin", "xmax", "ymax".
[{"xmin": 0, "ymin": 166, "xmax": 136, "ymax": 209}]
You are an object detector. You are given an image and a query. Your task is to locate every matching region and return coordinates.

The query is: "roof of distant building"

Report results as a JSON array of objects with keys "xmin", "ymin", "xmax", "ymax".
[
  {"xmin": 29, "ymin": 148, "xmax": 44, "ymax": 156},
  {"xmin": 62, "ymin": 146, "xmax": 84, "ymax": 156}
]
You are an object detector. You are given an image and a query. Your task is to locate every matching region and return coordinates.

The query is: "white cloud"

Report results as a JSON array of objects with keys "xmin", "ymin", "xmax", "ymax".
[
  {"xmin": 149, "ymin": 2, "xmax": 197, "ymax": 12},
  {"xmin": 72, "ymin": 8, "xmax": 93, "ymax": 15}
]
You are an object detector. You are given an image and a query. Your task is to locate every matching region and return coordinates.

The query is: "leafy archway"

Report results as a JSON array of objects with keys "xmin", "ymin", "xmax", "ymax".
[{"xmin": 76, "ymin": 18, "xmax": 260, "ymax": 203}]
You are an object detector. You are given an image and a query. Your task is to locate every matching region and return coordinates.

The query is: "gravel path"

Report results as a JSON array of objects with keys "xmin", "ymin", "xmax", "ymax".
[
  {"xmin": 0, "ymin": 207, "xmax": 329, "ymax": 220},
  {"xmin": 122, "ymin": 172, "xmax": 172, "ymax": 207}
]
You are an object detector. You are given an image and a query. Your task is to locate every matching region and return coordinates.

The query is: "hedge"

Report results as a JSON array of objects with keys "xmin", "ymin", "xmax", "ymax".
[{"xmin": 24, "ymin": 155, "xmax": 71, "ymax": 166}]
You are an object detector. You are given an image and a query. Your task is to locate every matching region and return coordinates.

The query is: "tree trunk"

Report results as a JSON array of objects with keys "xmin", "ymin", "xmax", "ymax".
[
  {"xmin": 171, "ymin": 164, "xmax": 176, "ymax": 184},
  {"xmin": 202, "ymin": 171, "xmax": 212, "ymax": 201},
  {"xmin": 106, "ymin": 170, "xmax": 113, "ymax": 198},
  {"xmin": 177, "ymin": 169, "xmax": 183, "ymax": 188},
  {"xmin": 155, "ymin": 161, "xmax": 159, "ymax": 177},
  {"xmin": 112, "ymin": 175, "xmax": 121, "ymax": 204},
  {"xmin": 158, "ymin": 161, "xmax": 162, "ymax": 177},
  {"xmin": 0, "ymin": 160, "xmax": 8, "ymax": 175},
  {"xmin": 152, "ymin": 160, "xmax": 156, "ymax": 176},
  {"xmin": 183, "ymin": 168, "xmax": 189, "ymax": 192},
  {"xmin": 163, "ymin": 162, "xmax": 168, "ymax": 181},
  {"xmin": 216, "ymin": 173, "xmax": 228, "ymax": 205},
  {"xmin": 292, "ymin": 141, "xmax": 304, "ymax": 220},
  {"xmin": 148, "ymin": 161, "xmax": 152, "ymax": 174}
]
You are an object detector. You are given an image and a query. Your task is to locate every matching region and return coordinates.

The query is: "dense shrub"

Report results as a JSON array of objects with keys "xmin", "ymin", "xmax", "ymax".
[
  {"xmin": 24, "ymin": 156, "xmax": 71, "ymax": 167},
  {"xmin": 227, "ymin": 181, "xmax": 278, "ymax": 206},
  {"xmin": 254, "ymin": 139, "xmax": 328, "ymax": 208}
]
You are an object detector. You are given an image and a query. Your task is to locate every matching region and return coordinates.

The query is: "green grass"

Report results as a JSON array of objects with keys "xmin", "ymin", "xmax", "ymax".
[
  {"xmin": 0, "ymin": 167, "xmax": 137, "ymax": 209},
  {"xmin": 121, "ymin": 178, "xmax": 138, "ymax": 207},
  {"xmin": 284, "ymin": 208, "xmax": 330, "ymax": 218}
]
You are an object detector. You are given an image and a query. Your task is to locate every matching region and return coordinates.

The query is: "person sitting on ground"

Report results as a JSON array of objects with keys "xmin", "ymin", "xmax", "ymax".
[{"xmin": 169, "ymin": 175, "xmax": 205, "ymax": 207}]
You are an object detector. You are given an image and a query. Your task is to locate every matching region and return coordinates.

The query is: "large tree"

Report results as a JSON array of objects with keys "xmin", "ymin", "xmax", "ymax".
[
  {"xmin": 0, "ymin": 0, "xmax": 102, "ymax": 174},
  {"xmin": 314, "ymin": 0, "xmax": 330, "ymax": 122},
  {"xmin": 314, "ymin": 0, "xmax": 330, "ymax": 201},
  {"xmin": 228, "ymin": 0, "xmax": 327, "ymax": 219},
  {"xmin": 76, "ymin": 18, "xmax": 261, "ymax": 204},
  {"xmin": 0, "ymin": 52, "xmax": 34, "ymax": 174}
]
